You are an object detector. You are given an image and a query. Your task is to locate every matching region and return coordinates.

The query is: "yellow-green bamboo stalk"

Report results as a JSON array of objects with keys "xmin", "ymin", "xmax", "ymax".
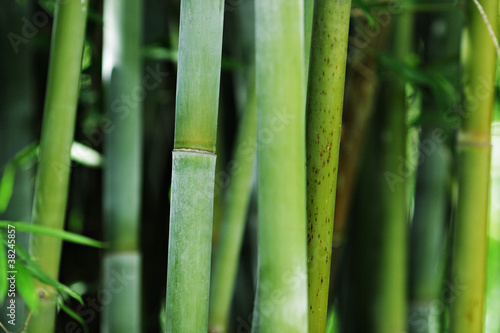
[
  {"xmin": 252, "ymin": 1, "xmax": 308, "ymax": 332},
  {"xmin": 450, "ymin": 0, "xmax": 498, "ymax": 330},
  {"xmin": 101, "ymin": 0, "xmax": 142, "ymax": 332},
  {"xmin": 208, "ymin": 76, "xmax": 256, "ymax": 333},
  {"xmin": 27, "ymin": 1, "xmax": 88, "ymax": 332},
  {"xmin": 305, "ymin": 0, "xmax": 351, "ymax": 332},
  {"xmin": 165, "ymin": 0, "xmax": 224, "ymax": 332}
]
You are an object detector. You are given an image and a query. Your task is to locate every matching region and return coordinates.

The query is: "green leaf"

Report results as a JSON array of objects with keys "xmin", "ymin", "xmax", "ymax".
[
  {"xmin": 16, "ymin": 260, "xmax": 38, "ymax": 311},
  {"xmin": 82, "ymin": 40, "xmax": 92, "ymax": 71},
  {"xmin": 0, "ymin": 142, "xmax": 39, "ymax": 214},
  {"xmin": 142, "ymin": 45, "xmax": 178, "ymax": 62},
  {"xmin": 0, "ymin": 221, "xmax": 106, "ymax": 248},
  {"xmin": 0, "ymin": 164, "xmax": 15, "ymax": 214},
  {"xmin": 0, "ymin": 231, "xmax": 7, "ymax": 302},
  {"xmin": 53, "ymin": 295, "xmax": 88, "ymax": 332},
  {"xmin": 13, "ymin": 245, "xmax": 84, "ymax": 304}
]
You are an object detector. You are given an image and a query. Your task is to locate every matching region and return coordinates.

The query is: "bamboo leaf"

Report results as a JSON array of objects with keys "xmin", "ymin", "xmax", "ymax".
[
  {"xmin": 0, "ymin": 221, "xmax": 105, "ymax": 248},
  {"xmin": 53, "ymin": 295, "xmax": 88, "ymax": 331},
  {"xmin": 0, "ymin": 231, "xmax": 7, "ymax": 302},
  {"xmin": 0, "ymin": 164, "xmax": 15, "ymax": 214},
  {"xmin": 15, "ymin": 260, "xmax": 38, "ymax": 311}
]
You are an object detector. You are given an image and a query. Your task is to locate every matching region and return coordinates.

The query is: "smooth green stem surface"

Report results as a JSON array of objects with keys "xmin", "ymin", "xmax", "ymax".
[
  {"xmin": 166, "ymin": 2, "xmax": 224, "ymax": 331},
  {"xmin": 305, "ymin": 0, "xmax": 351, "ymax": 332},
  {"xmin": 450, "ymin": 0, "xmax": 498, "ymax": 331},
  {"xmin": 27, "ymin": 1, "xmax": 88, "ymax": 332},
  {"xmin": 209, "ymin": 78, "xmax": 257, "ymax": 333},
  {"xmin": 166, "ymin": 151, "xmax": 216, "ymax": 332},
  {"xmin": 101, "ymin": 0, "xmax": 142, "ymax": 332},
  {"xmin": 101, "ymin": 254, "xmax": 141, "ymax": 333},
  {"xmin": 173, "ymin": 0, "xmax": 224, "ymax": 152},
  {"xmin": 253, "ymin": 1, "xmax": 308, "ymax": 332},
  {"xmin": 304, "ymin": 0, "xmax": 314, "ymax": 76}
]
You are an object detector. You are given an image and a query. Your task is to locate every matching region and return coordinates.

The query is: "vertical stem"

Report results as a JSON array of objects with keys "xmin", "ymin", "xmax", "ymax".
[
  {"xmin": 340, "ymin": 13, "xmax": 410, "ymax": 333},
  {"xmin": 305, "ymin": 0, "xmax": 351, "ymax": 332},
  {"xmin": 409, "ymin": 10, "xmax": 461, "ymax": 333},
  {"xmin": 253, "ymin": 1, "xmax": 308, "ymax": 332},
  {"xmin": 165, "ymin": 0, "xmax": 224, "ymax": 332},
  {"xmin": 450, "ymin": 0, "xmax": 498, "ymax": 329},
  {"xmin": 101, "ymin": 0, "xmax": 142, "ymax": 332},
  {"xmin": 27, "ymin": 1, "xmax": 88, "ymax": 332},
  {"xmin": 208, "ymin": 75, "xmax": 257, "ymax": 333}
]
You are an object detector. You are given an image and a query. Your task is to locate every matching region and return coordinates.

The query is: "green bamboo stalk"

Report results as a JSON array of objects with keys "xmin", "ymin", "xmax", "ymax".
[
  {"xmin": 409, "ymin": 11, "xmax": 461, "ymax": 333},
  {"xmin": 26, "ymin": 1, "xmax": 88, "ymax": 332},
  {"xmin": 208, "ymin": 75, "xmax": 256, "ymax": 333},
  {"xmin": 485, "ymin": 125, "xmax": 500, "ymax": 332},
  {"xmin": 165, "ymin": 0, "xmax": 224, "ymax": 332},
  {"xmin": 304, "ymin": 0, "xmax": 314, "ymax": 74},
  {"xmin": 101, "ymin": 0, "xmax": 142, "ymax": 332},
  {"xmin": 305, "ymin": 0, "xmax": 351, "ymax": 332},
  {"xmin": 341, "ymin": 13, "xmax": 410, "ymax": 333},
  {"xmin": 450, "ymin": 0, "xmax": 498, "ymax": 330},
  {"xmin": 252, "ymin": 1, "xmax": 308, "ymax": 332}
]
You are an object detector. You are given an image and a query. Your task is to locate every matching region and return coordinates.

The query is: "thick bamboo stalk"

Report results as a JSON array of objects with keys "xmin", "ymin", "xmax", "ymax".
[
  {"xmin": 209, "ymin": 77, "xmax": 257, "ymax": 333},
  {"xmin": 305, "ymin": 0, "xmax": 351, "ymax": 332},
  {"xmin": 101, "ymin": 0, "xmax": 142, "ymax": 332},
  {"xmin": 165, "ymin": 0, "xmax": 224, "ymax": 332},
  {"xmin": 27, "ymin": 1, "xmax": 88, "ymax": 332},
  {"xmin": 252, "ymin": 1, "xmax": 308, "ymax": 332},
  {"xmin": 449, "ymin": 0, "xmax": 498, "ymax": 331}
]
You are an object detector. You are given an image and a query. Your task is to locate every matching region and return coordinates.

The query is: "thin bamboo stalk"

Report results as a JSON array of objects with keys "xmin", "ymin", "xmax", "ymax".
[
  {"xmin": 101, "ymin": 0, "xmax": 142, "ymax": 332},
  {"xmin": 27, "ymin": 1, "xmax": 88, "ymax": 332},
  {"xmin": 252, "ymin": 1, "xmax": 308, "ymax": 332},
  {"xmin": 409, "ymin": 10, "xmax": 461, "ymax": 333},
  {"xmin": 305, "ymin": 0, "xmax": 351, "ymax": 331},
  {"xmin": 165, "ymin": 0, "xmax": 224, "ymax": 331},
  {"xmin": 450, "ymin": 0, "xmax": 498, "ymax": 329},
  {"xmin": 340, "ymin": 13, "xmax": 410, "ymax": 333},
  {"xmin": 209, "ymin": 75, "xmax": 256, "ymax": 333}
]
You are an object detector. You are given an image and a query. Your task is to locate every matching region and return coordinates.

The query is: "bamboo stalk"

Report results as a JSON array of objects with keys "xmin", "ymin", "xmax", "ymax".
[
  {"xmin": 165, "ymin": 0, "xmax": 224, "ymax": 331},
  {"xmin": 26, "ymin": 1, "xmax": 88, "ymax": 332},
  {"xmin": 252, "ymin": 1, "xmax": 308, "ymax": 332},
  {"xmin": 340, "ymin": 13, "xmax": 410, "ymax": 333},
  {"xmin": 408, "ymin": 10, "xmax": 461, "ymax": 333},
  {"xmin": 450, "ymin": 0, "xmax": 498, "ymax": 329},
  {"xmin": 101, "ymin": 0, "xmax": 142, "ymax": 332},
  {"xmin": 208, "ymin": 75, "xmax": 256, "ymax": 333},
  {"xmin": 305, "ymin": 0, "xmax": 351, "ymax": 331}
]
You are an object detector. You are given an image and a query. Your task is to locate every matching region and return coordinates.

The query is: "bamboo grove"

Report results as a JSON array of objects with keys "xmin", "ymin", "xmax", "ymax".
[{"xmin": 0, "ymin": 0, "xmax": 499, "ymax": 332}]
